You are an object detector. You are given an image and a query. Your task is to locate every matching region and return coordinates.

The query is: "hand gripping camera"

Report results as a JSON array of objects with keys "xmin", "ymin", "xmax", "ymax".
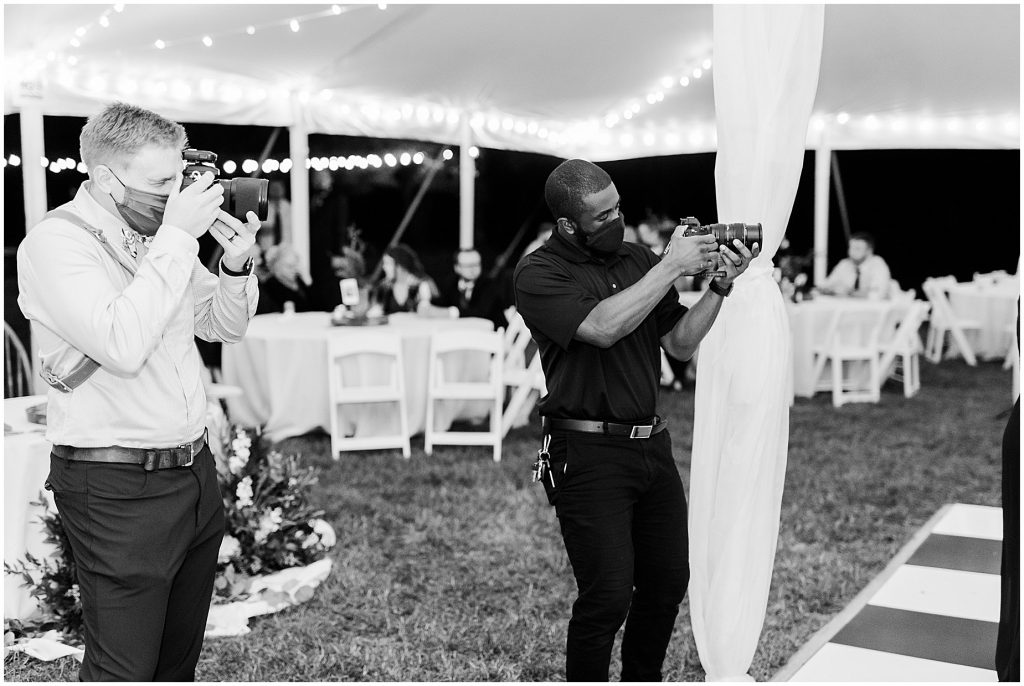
[
  {"xmin": 679, "ymin": 216, "xmax": 762, "ymax": 277},
  {"xmin": 181, "ymin": 149, "xmax": 269, "ymax": 222}
]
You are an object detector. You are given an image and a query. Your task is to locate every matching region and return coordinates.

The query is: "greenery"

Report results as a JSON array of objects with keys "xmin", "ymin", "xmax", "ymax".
[{"xmin": 5, "ymin": 360, "xmax": 1011, "ymax": 681}]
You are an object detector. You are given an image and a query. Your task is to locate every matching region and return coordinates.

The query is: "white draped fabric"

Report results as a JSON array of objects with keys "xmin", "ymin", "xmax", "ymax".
[{"xmin": 689, "ymin": 6, "xmax": 824, "ymax": 681}]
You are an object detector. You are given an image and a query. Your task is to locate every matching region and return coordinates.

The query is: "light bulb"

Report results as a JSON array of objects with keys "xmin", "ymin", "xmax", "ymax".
[
  {"xmin": 280, "ymin": 159, "xmax": 293, "ymax": 173},
  {"xmin": 9, "ymin": 154, "xmax": 21, "ymax": 166},
  {"xmin": 99, "ymin": 15, "xmax": 110, "ymax": 27},
  {"xmin": 384, "ymin": 153, "xmax": 397, "ymax": 167},
  {"xmin": 412, "ymin": 152, "xmax": 425, "ymax": 164},
  {"xmin": 77, "ymin": 162, "xmax": 88, "ymax": 173},
  {"xmin": 442, "ymin": 149, "xmax": 454, "ymax": 161},
  {"xmin": 154, "ymin": 39, "xmax": 166, "ymax": 49},
  {"xmin": 702, "ymin": 58, "xmax": 712, "ymax": 70},
  {"xmin": 332, "ymin": 5, "xmax": 341, "ymax": 14},
  {"xmin": 836, "ymin": 112, "xmax": 850, "ymax": 125},
  {"xmin": 400, "ymin": 153, "xmax": 411, "ymax": 166},
  {"xmin": 679, "ymin": 76, "xmax": 690, "ymax": 87},
  {"xmin": 468, "ymin": 146, "xmax": 480, "ymax": 159},
  {"xmin": 692, "ymin": 68, "xmax": 703, "ymax": 79},
  {"xmin": 223, "ymin": 160, "xmax": 237, "ymax": 174},
  {"xmin": 246, "ymin": 26, "xmax": 255, "ymax": 35},
  {"xmin": 290, "ymin": 19, "xmax": 300, "ymax": 32},
  {"xmin": 202, "ymin": 36, "xmax": 213, "ymax": 47}
]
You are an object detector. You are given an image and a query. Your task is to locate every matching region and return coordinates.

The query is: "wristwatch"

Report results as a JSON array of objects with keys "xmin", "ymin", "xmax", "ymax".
[
  {"xmin": 708, "ymin": 277, "xmax": 733, "ymax": 298},
  {"xmin": 221, "ymin": 257, "xmax": 254, "ymax": 277}
]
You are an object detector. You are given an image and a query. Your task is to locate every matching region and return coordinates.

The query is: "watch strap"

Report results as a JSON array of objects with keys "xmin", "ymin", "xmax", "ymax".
[
  {"xmin": 708, "ymin": 278, "xmax": 733, "ymax": 297},
  {"xmin": 221, "ymin": 257, "xmax": 253, "ymax": 277}
]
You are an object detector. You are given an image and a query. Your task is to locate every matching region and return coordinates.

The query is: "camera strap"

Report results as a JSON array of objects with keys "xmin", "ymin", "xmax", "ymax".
[{"xmin": 36, "ymin": 205, "xmax": 139, "ymax": 393}]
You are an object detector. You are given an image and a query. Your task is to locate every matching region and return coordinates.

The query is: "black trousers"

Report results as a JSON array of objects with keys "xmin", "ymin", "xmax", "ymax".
[
  {"xmin": 46, "ymin": 445, "xmax": 225, "ymax": 682},
  {"xmin": 543, "ymin": 429, "xmax": 689, "ymax": 682},
  {"xmin": 997, "ymin": 398, "xmax": 1020, "ymax": 681}
]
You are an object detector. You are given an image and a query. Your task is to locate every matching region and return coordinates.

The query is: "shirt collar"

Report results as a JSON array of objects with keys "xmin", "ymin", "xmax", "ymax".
[
  {"xmin": 548, "ymin": 229, "xmax": 630, "ymax": 265},
  {"xmin": 71, "ymin": 181, "xmax": 153, "ymax": 257}
]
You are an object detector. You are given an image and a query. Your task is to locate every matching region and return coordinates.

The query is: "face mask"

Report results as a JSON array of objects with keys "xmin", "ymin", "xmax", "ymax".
[
  {"xmin": 578, "ymin": 215, "xmax": 625, "ymax": 255},
  {"xmin": 106, "ymin": 169, "xmax": 169, "ymax": 237}
]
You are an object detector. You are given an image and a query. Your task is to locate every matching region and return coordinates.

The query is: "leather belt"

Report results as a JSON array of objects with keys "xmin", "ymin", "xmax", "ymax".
[
  {"xmin": 51, "ymin": 430, "xmax": 207, "ymax": 471},
  {"xmin": 542, "ymin": 416, "xmax": 667, "ymax": 439}
]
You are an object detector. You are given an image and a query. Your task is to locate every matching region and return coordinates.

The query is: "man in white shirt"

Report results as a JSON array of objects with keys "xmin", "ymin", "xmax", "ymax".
[
  {"xmin": 17, "ymin": 102, "xmax": 260, "ymax": 681},
  {"xmin": 819, "ymin": 232, "xmax": 893, "ymax": 299}
]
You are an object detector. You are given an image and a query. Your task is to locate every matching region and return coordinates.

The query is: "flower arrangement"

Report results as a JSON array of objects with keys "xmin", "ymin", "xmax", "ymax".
[
  {"xmin": 213, "ymin": 427, "xmax": 336, "ymax": 600},
  {"xmin": 5, "ymin": 426, "xmax": 335, "ymax": 640},
  {"xmin": 4, "ymin": 497, "xmax": 84, "ymax": 643}
]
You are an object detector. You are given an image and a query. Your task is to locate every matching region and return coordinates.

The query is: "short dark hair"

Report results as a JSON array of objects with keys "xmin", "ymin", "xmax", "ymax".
[
  {"xmin": 849, "ymin": 232, "xmax": 875, "ymax": 250},
  {"xmin": 544, "ymin": 159, "xmax": 612, "ymax": 223},
  {"xmin": 385, "ymin": 244, "xmax": 426, "ymax": 279}
]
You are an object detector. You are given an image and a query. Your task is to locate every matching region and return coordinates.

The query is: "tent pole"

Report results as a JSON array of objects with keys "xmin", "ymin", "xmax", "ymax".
[
  {"xmin": 20, "ymin": 101, "xmax": 47, "ymax": 232},
  {"xmin": 288, "ymin": 100, "xmax": 311, "ymax": 283},
  {"xmin": 459, "ymin": 116, "xmax": 475, "ymax": 250},
  {"xmin": 813, "ymin": 144, "xmax": 831, "ymax": 285},
  {"xmin": 830, "ymin": 152, "xmax": 852, "ymax": 242},
  {"xmin": 20, "ymin": 98, "xmax": 49, "ymax": 393}
]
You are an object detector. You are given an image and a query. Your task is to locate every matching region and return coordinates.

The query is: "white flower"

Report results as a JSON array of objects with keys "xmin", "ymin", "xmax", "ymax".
[
  {"xmin": 217, "ymin": 535, "xmax": 241, "ymax": 564},
  {"xmin": 309, "ymin": 518, "xmax": 337, "ymax": 549},
  {"xmin": 301, "ymin": 531, "xmax": 320, "ymax": 549},
  {"xmin": 235, "ymin": 477, "xmax": 254, "ymax": 508},
  {"xmin": 227, "ymin": 450, "xmax": 248, "ymax": 475},
  {"xmin": 254, "ymin": 507, "xmax": 283, "ymax": 544}
]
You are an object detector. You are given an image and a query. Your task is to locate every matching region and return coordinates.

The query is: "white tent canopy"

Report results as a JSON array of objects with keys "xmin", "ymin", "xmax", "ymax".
[
  {"xmin": 5, "ymin": 3, "xmax": 1020, "ymax": 158},
  {"xmin": 4, "ymin": 4, "xmax": 1020, "ymax": 279}
]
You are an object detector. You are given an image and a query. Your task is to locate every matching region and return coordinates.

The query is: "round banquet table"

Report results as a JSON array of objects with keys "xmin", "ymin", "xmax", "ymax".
[
  {"xmin": 222, "ymin": 311, "xmax": 496, "ymax": 443},
  {"xmin": 945, "ymin": 279, "xmax": 1019, "ymax": 360},
  {"xmin": 787, "ymin": 297, "xmax": 899, "ymax": 398},
  {"xmin": 4, "ymin": 395, "xmax": 57, "ymax": 620}
]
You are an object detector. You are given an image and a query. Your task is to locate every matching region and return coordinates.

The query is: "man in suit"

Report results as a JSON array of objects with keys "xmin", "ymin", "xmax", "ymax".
[{"xmin": 433, "ymin": 248, "xmax": 507, "ymax": 330}]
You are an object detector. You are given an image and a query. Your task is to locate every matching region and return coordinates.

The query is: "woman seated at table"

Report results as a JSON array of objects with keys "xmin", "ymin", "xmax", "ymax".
[
  {"xmin": 373, "ymin": 244, "xmax": 439, "ymax": 315},
  {"xmin": 256, "ymin": 244, "xmax": 312, "ymax": 314}
]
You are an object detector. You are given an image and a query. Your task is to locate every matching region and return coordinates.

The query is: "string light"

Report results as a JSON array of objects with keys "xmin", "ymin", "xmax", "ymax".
[
  {"xmin": 468, "ymin": 146, "xmax": 480, "ymax": 159},
  {"xmin": 222, "ymin": 160, "xmax": 237, "ymax": 174},
  {"xmin": 289, "ymin": 19, "xmax": 300, "ymax": 32},
  {"xmin": 202, "ymin": 35, "xmax": 213, "ymax": 47},
  {"xmin": 154, "ymin": 39, "xmax": 166, "ymax": 49},
  {"xmin": 246, "ymin": 25, "xmax": 255, "ymax": 35},
  {"xmin": 9, "ymin": 154, "xmax": 20, "ymax": 167}
]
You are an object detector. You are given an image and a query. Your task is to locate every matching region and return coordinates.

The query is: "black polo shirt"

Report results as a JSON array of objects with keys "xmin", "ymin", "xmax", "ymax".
[{"xmin": 513, "ymin": 232, "xmax": 687, "ymax": 423}]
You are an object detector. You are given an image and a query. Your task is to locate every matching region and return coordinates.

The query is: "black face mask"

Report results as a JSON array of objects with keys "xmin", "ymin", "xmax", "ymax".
[{"xmin": 577, "ymin": 215, "xmax": 625, "ymax": 255}]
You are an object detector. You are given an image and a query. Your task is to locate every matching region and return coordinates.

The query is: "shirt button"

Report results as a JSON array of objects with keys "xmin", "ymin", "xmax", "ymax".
[{"xmin": 612, "ymin": 283, "xmax": 617, "ymax": 289}]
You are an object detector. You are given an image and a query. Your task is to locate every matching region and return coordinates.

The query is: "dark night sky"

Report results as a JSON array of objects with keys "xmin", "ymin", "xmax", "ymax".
[{"xmin": 4, "ymin": 114, "xmax": 1020, "ymax": 298}]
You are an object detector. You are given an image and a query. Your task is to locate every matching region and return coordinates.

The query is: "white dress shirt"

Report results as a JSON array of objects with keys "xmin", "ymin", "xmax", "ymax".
[
  {"xmin": 822, "ymin": 254, "xmax": 892, "ymax": 299},
  {"xmin": 17, "ymin": 182, "xmax": 258, "ymax": 448}
]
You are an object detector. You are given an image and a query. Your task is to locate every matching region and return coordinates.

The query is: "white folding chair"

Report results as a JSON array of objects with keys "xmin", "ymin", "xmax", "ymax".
[
  {"xmin": 425, "ymin": 329, "xmax": 504, "ymax": 462},
  {"xmin": 4, "ymin": 322, "xmax": 32, "ymax": 398},
  {"xmin": 922, "ymin": 278, "xmax": 982, "ymax": 365},
  {"xmin": 502, "ymin": 350, "xmax": 547, "ymax": 436},
  {"xmin": 879, "ymin": 301, "xmax": 930, "ymax": 398},
  {"xmin": 811, "ymin": 304, "xmax": 889, "ymax": 407},
  {"xmin": 326, "ymin": 333, "xmax": 411, "ymax": 459}
]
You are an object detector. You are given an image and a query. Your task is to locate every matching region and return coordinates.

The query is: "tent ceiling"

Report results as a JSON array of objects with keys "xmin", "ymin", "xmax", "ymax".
[{"xmin": 4, "ymin": 4, "xmax": 1019, "ymax": 160}]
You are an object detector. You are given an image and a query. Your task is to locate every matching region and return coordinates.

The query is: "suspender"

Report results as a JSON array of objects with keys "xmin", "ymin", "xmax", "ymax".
[{"xmin": 36, "ymin": 205, "xmax": 137, "ymax": 393}]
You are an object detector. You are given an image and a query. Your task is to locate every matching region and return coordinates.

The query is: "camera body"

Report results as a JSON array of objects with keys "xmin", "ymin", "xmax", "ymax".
[
  {"xmin": 679, "ymin": 216, "xmax": 762, "ymax": 277},
  {"xmin": 181, "ymin": 149, "xmax": 269, "ymax": 222}
]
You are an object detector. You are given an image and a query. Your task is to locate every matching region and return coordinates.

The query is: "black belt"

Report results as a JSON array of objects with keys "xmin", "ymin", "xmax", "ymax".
[
  {"xmin": 52, "ymin": 430, "xmax": 207, "ymax": 471},
  {"xmin": 542, "ymin": 416, "xmax": 667, "ymax": 439}
]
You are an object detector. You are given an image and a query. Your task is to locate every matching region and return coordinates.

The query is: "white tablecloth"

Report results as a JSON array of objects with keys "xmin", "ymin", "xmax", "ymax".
[
  {"xmin": 4, "ymin": 395, "xmax": 57, "ymax": 620},
  {"xmin": 788, "ymin": 297, "xmax": 899, "ymax": 398},
  {"xmin": 222, "ymin": 312, "xmax": 496, "ymax": 442},
  {"xmin": 946, "ymin": 280, "xmax": 1019, "ymax": 360}
]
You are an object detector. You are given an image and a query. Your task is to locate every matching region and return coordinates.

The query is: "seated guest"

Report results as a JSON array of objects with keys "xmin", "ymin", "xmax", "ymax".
[
  {"xmin": 432, "ymin": 248, "xmax": 508, "ymax": 329},
  {"xmin": 819, "ymin": 232, "xmax": 892, "ymax": 299},
  {"xmin": 256, "ymin": 244, "xmax": 311, "ymax": 314},
  {"xmin": 374, "ymin": 244, "xmax": 437, "ymax": 314}
]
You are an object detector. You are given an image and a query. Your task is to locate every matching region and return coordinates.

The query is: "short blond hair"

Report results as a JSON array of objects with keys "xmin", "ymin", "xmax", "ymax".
[{"xmin": 79, "ymin": 102, "xmax": 187, "ymax": 170}]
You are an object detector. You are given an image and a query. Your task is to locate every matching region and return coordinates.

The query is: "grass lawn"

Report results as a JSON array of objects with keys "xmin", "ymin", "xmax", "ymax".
[{"xmin": 5, "ymin": 359, "xmax": 1013, "ymax": 681}]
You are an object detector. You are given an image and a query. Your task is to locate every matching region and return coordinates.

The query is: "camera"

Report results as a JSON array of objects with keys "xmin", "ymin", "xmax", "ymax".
[
  {"xmin": 679, "ymin": 216, "xmax": 762, "ymax": 277},
  {"xmin": 181, "ymin": 149, "xmax": 269, "ymax": 222}
]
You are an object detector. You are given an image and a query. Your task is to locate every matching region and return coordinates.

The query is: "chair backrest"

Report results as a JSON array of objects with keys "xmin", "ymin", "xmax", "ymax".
[
  {"xmin": 430, "ymin": 329, "xmax": 504, "ymax": 386},
  {"xmin": 503, "ymin": 309, "xmax": 533, "ymax": 365},
  {"xmin": 4, "ymin": 322, "xmax": 32, "ymax": 398},
  {"xmin": 326, "ymin": 332, "xmax": 404, "ymax": 392},
  {"xmin": 882, "ymin": 301, "xmax": 930, "ymax": 352},
  {"xmin": 922, "ymin": 278, "xmax": 957, "ymax": 326},
  {"xmin": 822, "ymin": 303, "xmax": 891, "ymax": 352}
]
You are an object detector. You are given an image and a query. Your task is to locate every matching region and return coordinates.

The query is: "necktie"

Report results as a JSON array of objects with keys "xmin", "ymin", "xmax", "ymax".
[{"xmin": 853, "ymin": 265, "xmax": 861, "ymax": 292}]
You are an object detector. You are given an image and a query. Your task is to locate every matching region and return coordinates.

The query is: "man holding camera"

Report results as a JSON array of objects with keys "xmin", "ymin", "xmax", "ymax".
[
  {"xmin": 513, "ymin": 159, "xmax": 757, "ymax": 681},
  {"xmin": 17, "ymin": 102, "xmax": 260, "ymax": 681}
]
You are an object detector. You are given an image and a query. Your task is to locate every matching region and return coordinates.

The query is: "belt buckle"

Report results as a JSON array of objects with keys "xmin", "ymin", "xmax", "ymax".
[
  {"xmin": 629, "ymin": 424, "xmax": 653, "ymax": 439},
  {"xmin": 40, "ymin": 368, "xmax": 72, "ymax": 394},
  {"xmin": 177, "ymin": 440, "xmax": 195, "ymax": 468}
]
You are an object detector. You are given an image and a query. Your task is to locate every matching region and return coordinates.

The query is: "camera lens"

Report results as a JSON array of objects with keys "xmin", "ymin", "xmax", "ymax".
[{"xmin": 219, "ymin": 178, "xmax": 269, "ymax": 222}]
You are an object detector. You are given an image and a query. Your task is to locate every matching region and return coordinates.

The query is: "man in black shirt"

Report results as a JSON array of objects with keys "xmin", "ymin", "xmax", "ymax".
[{"xmin": 514, "ymin": 159, "xmax": 757, "ymax": 681}]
